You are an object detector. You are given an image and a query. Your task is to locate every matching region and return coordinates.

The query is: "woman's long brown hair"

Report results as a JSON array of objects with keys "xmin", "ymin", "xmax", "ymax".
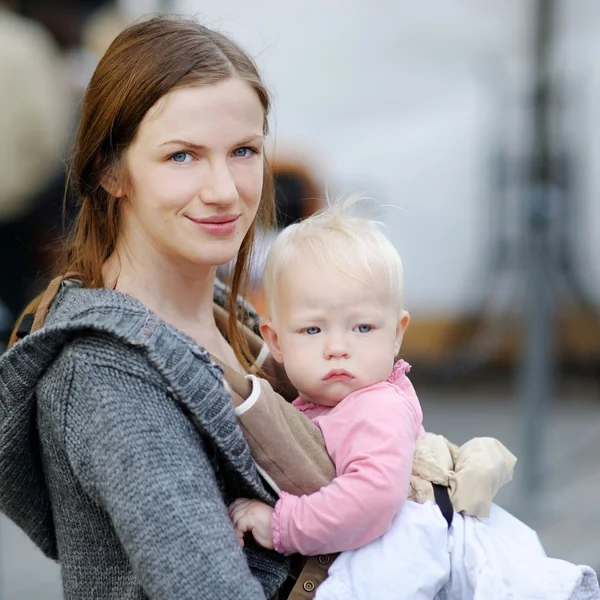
[{"xmin": 10, "ymin": 15, "xmax": 276, "ymax": 369}]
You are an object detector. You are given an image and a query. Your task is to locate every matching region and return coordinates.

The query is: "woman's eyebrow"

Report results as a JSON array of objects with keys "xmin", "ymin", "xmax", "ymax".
[
  {"xmin": 160, "ymin": 139, "xmax": 205, "ymax": 150},
  {"xmin": 160, "ymin": 135, "xmax": 264, "ymax": 149}
]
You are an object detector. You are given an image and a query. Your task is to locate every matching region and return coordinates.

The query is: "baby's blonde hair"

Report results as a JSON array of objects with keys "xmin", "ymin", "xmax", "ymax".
[{"xmin": 263, "ymin": 196, "xmax": 405, "ymax": 324}]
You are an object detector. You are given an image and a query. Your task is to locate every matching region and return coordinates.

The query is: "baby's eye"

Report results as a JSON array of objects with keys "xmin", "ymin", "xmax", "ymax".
[
  {"xmin": 355, "ymin": 324, "xmax": 372, "ymax": 333},
  {"xmin": 302, "ymin": 326, "xmax": 321, "ymax": 335},
  {"xmin": 170, "ymin": 151, "xmax": 193, "ymax": 164}
]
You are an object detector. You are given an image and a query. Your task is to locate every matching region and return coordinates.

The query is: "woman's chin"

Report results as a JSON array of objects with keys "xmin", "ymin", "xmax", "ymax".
[{"xmin": 183, "ymin": 243, "xmax": 243, "ymax": 269}]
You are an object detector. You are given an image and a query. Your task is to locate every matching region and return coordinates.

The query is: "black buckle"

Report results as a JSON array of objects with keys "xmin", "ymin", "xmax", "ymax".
[{"xmin": 432, "ymin": 483, "xmax": 454, "ymax": 528}]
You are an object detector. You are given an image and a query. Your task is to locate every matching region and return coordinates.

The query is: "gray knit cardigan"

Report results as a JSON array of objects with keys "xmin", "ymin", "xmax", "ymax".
[{"xmin": 0, "ymin": 280, "xmax": 288, "ymax": 599}]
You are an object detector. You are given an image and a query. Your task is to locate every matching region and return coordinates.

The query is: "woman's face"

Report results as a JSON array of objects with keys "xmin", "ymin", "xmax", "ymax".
[{"xmin": 116, "ymin": 78, "xmax": 265, "ymax": 270}]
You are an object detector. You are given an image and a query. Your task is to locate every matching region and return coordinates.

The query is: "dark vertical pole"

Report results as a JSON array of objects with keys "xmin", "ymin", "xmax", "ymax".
[{"xmin": 520, "ymin": 0, "xmax": 556, "ymax": 502}]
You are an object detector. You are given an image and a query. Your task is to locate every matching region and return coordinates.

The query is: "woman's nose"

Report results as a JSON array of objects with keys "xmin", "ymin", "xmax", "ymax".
[{"xmin": 200, "ymin": 160, "xmax": 238, "ymax": 206}]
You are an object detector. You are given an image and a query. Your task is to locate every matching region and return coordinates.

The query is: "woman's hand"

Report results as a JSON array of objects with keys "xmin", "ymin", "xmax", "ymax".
[{"xmin": 228, "ymin": 498, "xmax": 275, "ymax": 550}]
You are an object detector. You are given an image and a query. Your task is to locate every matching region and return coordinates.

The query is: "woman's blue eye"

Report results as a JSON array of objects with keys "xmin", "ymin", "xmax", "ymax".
[
  {"xmin": 171, "ymin": 151, "xmax": 192, "ymax": 163},
  {"xmin": 233, "ymin": 147, "xmax": 255, "ymax": 158},
  {"xmin": 304, "ymin": 327, "xmax": 321, "ymax": 335},
  {"xmin": 356, "ymin": 324, "xmax": 372, "ymax": 333}
]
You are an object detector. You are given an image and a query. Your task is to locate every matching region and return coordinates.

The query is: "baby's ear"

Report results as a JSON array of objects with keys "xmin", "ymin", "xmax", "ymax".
[
  {"xmin": 259, "ymin": 319, "xmax": 284, "ymax": 364},
  {"xmin": 395, "ymin": 311, "xmax": 410, "ymax": 356}
]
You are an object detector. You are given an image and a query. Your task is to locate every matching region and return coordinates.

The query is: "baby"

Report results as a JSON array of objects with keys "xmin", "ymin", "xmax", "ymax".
[{"xmin": 229, "ymin": 199, "xmax": 600, "ymax": 600}]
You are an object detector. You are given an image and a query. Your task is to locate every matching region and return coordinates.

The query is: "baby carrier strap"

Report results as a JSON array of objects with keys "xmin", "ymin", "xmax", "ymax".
[
  {"xmin": 12, "ymin": 272, "xmax": 80, "ymax": 346},
  {"xmin": 432, "ymin": 483, "xmax": 454, "ymax": 528}
]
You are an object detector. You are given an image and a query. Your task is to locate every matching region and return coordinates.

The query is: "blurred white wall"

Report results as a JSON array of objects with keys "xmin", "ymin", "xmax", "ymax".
[
  {"xmin": 558, "ymin": 0, "xmax": 600, "ymax": 310},
  {"xmin": 119, "ymin": 0, "xmax": 600, "ymax": 318}
]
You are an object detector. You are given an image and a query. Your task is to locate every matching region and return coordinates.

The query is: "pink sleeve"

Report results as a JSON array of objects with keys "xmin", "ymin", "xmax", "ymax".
[{"xmin": 271, "ymin": 384, "xmax": 422, "ymax": 556}]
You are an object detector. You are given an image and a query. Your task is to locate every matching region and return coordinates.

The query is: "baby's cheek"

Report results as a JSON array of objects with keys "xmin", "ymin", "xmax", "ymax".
[
  {"xmin": 367, "ymin": 355, "xmax": 394, "ymax": 386},
  {"xmin": 287, "ymin": 356, "xmax": 315, "ymax": 393}
]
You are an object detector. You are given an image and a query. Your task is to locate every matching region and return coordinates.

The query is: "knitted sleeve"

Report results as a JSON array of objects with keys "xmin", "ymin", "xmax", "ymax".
[{"xmin": 62, "ymin": 341, "xmax": 268, "ymax": 600}]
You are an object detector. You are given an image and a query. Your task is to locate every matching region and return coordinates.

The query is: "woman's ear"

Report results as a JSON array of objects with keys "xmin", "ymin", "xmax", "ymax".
[
  {"xmin": 394, "ymin": 311, "xmax": 410, "ymax": 356},
  {"xmin": 101, "ymin": 174, "xmax": 124, "ymax": 198},
  {"xmin": 259, "ymin": 319, "xmax": 284, "ymax": 363}
]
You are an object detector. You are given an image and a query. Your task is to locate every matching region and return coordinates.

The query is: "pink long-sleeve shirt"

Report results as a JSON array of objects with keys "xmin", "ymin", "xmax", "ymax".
[{"xmin": 272, "ymin": 360, "xmax": 425, "ymax": 556}]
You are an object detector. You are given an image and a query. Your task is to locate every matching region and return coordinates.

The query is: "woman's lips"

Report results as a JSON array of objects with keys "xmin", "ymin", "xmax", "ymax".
[{"xmin": 187, "ymin": 214, "xmax": 240, "ymax": 236}]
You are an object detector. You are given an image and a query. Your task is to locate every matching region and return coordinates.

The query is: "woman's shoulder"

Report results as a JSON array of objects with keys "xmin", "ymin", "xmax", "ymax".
[
  {"xmin": 45, "ymin": 283, "xmax": 208, "ymax": 357},
  {"xmin": 36, "ymin": 321, "xmax": 167, "ymax": 428},
  {"xmin": 46, "ymin": 282, "xmax": 152, "ymax": 330},
  {"xmin": 36, "ymin": 312, "xmax": 216, "ymax": 454},
  {"xmin": 32, "ymin": 281, "xmax": 237, "ymax": 419},
  {"xmin": 50, "ymin": 328, "xmax": 161, "ymax": 382},
  {"xmin": 37, "ymin": 284, "xmax": 218, "ymax": 400}
]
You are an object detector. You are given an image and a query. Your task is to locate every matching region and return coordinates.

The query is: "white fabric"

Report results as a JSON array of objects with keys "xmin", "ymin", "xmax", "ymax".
[
  {"xmin": 253, "ymin": 343, "xmax": 270, "ymax": 369},
  {"xmin": 316, "ymin": 501, "xmax": 600, "ymax": 600},
  {"xmin": 254, "ymin": 462, "xmax": 281, "ymax": 496},
  {"xmin": 234, "ymin": 375, "xmax": 261, "ymax": 417}
]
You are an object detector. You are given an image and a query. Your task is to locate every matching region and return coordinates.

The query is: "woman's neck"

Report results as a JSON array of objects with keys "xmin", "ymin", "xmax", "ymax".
[
  {"xmin": 102, "ymin": 228, "xmax": 246, "ymax": 373},
  {"xmin": 103, "ymin": 243, "xmax": 218, "ymax": 332}
]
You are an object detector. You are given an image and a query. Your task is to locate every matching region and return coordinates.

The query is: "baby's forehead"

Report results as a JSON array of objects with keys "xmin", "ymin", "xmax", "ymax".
[
  {"xmin": 278, "ymin": 259, "xmax": 393, "ymax": 306},
  {"xmin": 281, "ymin": 252, "xmax": 388, "ymax": 284}
]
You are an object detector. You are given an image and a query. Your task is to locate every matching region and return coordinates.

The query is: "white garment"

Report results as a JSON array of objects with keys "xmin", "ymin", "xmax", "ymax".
[{"xmin": 316, "ymin": 501, "xmax": 600, "ymax": 600}]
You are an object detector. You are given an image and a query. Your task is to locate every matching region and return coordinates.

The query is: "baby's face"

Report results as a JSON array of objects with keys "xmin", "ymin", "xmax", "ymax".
[{"xmin": 261, "ymin": 259, "xmax": 409, "ymax": 407}]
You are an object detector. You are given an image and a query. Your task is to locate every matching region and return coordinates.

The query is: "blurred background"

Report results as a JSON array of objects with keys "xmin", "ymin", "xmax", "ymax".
[{"xmin": 2, "ymin": 0, "xmax": 600, "ymax": 597}]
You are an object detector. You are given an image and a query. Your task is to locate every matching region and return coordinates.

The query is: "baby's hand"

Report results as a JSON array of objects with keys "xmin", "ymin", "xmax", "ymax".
[{"xmin": 228, "ymin": 498, "xmax": 275, "ymax": 550}]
